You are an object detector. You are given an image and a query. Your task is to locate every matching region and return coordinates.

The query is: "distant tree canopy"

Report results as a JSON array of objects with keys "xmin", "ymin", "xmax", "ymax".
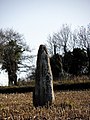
[
  {"xmin": 0, "ymin": 29, "xmax": 34, "ymax": 86},
  {"xmin": 47, "ymin": 24, "xmax": 90, "ymax": 78},
  {"xmin": 63, "ymin": 48, "xmax": 88, "ymax": 75}
]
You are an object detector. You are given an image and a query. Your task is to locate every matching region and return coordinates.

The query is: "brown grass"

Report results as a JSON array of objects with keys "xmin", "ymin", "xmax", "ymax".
[
  {"xmin": 0, "ymin": 90, "xmax": 90, "ymax": 120},
  {"xmin": 17, "ymin": 75, "xmax": 90, "ymax": 87},
  {"xmin": 54, "ymin": 75, "xmax": 90, "ymax": 85}
]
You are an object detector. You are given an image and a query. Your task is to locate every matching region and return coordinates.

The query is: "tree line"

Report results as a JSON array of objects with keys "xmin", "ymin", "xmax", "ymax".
[
  {"xmin": 0, "ymin": 24, "xmax": 90, "ymax": 86},
  {"xmin": 47, "ymin": 24, "xmax": 90, "ymax": 79}
]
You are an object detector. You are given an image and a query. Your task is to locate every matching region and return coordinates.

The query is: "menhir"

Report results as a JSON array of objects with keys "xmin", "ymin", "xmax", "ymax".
[{"xmin": 33, "ymin": 45, "xmax": 55, "ymax": 107}]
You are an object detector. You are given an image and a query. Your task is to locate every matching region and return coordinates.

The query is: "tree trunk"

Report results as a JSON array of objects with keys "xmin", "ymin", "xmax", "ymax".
[
  {"xmin": 8, "ymin": 72, "xmax": 13, "ymax": 86},
  {"xmin": 54, "ymin": 44, "xmax": 56, "ymax": 55},
  {"xmin": 13, "ymin": 73, "xmax": 17, "ymax": 86},
  {"xmin": 64, "ymin": 43, "xmax": 67, "ymax": 54},
  {"xmin": 8, "ymin": 72, "xmax": 17, "ymax": 86}
]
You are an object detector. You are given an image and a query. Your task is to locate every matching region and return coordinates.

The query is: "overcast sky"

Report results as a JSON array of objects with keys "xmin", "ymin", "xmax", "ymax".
[{"xmin": 0, "ymin": 0, "xmax": 90, "ymax": 85}]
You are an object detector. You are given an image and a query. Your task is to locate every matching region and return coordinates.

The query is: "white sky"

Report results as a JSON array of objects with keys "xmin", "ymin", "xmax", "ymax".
[{"xmin": 0, "ymin": 0, "xmax": 90, "ymax": 85}]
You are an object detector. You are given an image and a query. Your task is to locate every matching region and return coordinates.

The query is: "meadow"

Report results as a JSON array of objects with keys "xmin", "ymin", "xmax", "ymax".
[{"xmin": 0, "ymin": 90, "xmax": 90, "ymax": 120}]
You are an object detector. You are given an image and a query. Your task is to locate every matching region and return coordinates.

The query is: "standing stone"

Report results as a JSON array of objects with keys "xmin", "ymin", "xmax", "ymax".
[{"xmin": 33, "ymin": 45, "xmax": 55, "ymax": 107}]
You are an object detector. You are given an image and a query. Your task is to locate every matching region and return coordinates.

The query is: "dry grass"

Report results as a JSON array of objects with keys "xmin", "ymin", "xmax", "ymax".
[
  {"xmin": 54, "ymin": 75, "xmax": 90, "ymax": 85},
  {"xmin": 0, "ymin": 90, "xmax": 90, "ymax": 120},
  {"xmin": 17, "ymin": 75, "xmax": 90, "ymax": 87}
]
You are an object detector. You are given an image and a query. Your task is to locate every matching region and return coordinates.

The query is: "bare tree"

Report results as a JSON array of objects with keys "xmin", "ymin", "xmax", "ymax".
[
  {"xmin": 72, "ymin": 29, "xmax": 79, "ymax": 49},
  {"xmin": 46, "ymin": 35, "xmax": 54, "ymax": 55},
  {"xmin": 78, "ymin": 26, "xmax": 87, "ymax": 49},
  {"xmin": 59, "ymin": 24, "xmax": 72, "ymax": 53},
  {"xmin": 47, "ymin": 24, "xmax": 72, "ymax": 55}
]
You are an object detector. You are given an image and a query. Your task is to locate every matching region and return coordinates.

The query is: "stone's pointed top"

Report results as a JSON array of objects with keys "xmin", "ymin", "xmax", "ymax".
[{"xmin": 38, "ymin": 44, "xmax": 48, "ymax": 54}]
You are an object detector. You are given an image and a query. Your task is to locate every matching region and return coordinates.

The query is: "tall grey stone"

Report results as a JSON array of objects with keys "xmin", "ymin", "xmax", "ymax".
[{"xmin": 33, "ymin": 45, "xmax": 55, "ymax": 107}]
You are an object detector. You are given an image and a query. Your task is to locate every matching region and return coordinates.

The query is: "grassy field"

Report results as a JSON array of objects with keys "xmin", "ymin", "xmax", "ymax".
[
  {"xmin": 18, "ymin": 75, "xmax": 90, "ymax": 86},
  {"xmin": 0, "ymin": 90, "xmax": 90, "ymax": 120}
]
